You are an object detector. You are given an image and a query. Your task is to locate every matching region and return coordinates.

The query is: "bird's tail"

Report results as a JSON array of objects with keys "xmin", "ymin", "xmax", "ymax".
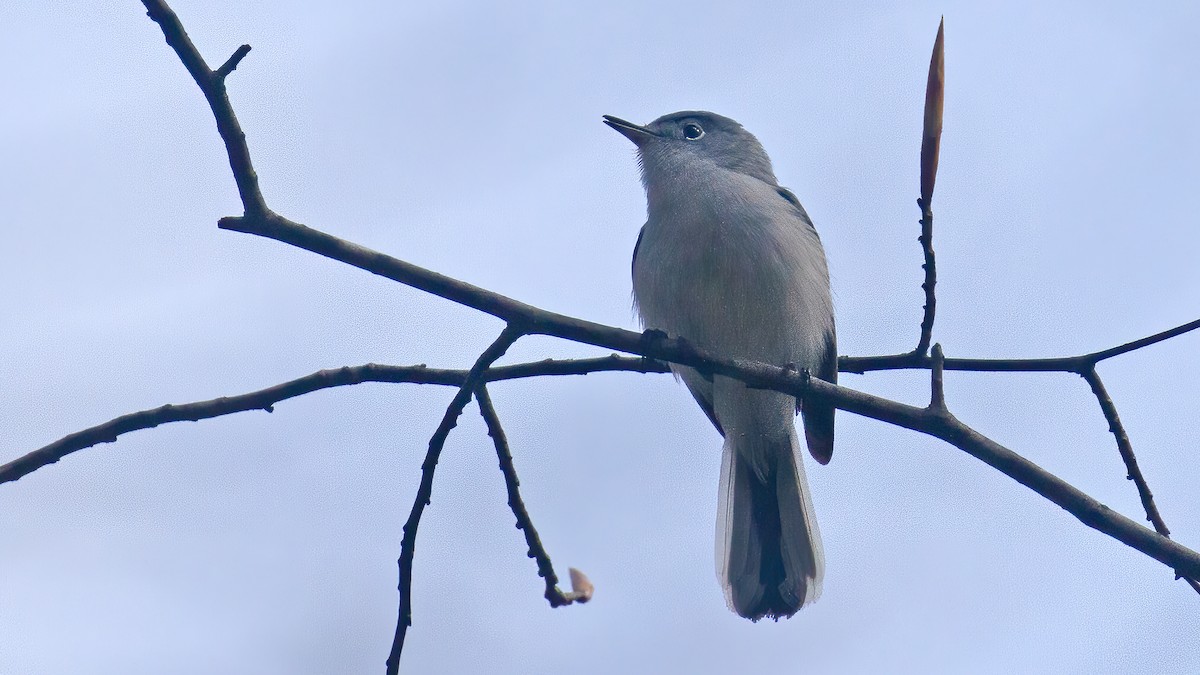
[{"xmin": 716, "ymin": 425, "xmax": 824, "ymax": 620}]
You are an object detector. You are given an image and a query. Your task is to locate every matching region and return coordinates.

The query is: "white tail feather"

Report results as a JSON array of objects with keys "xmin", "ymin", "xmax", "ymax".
[{"xmin": 716, "ymin": 424, "xmax": 823, "ymax": 620}]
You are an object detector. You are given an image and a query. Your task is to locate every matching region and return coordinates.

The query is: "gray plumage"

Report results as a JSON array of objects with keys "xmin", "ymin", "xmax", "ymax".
[{"xmin": 605, "ymin": 111, "xmax": 835, "ymax": 620}]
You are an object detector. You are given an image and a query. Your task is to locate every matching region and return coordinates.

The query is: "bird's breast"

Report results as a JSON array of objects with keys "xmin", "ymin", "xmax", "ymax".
[{"xmin": 632, "ymin": 175, "xmax": 831, "ymax": 366}]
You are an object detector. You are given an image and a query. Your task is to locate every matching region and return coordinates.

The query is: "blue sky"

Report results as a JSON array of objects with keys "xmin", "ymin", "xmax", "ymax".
[{"xmin": 3, "ymin": 1, "xmax": 1199, "ymax": 673}]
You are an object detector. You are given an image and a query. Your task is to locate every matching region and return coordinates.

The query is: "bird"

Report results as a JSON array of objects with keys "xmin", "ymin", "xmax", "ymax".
[{"xmin": 604, "ymin": 111, "xmax": 836, "ymax": 621}]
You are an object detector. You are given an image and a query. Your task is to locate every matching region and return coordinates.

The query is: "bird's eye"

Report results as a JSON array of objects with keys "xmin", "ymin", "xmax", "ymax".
[{"xmin": 682, "ymin": 123, "xmax": 704, "ymax": 140}]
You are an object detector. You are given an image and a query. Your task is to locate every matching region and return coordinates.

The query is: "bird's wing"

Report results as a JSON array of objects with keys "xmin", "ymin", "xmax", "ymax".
[
  {"xmin": 801, "ymin": 328, "xmax": 837, "ymax": 464},
  {"xmin": 631, "ymin": 222, "xmax": 722, "ymax": 435},
  {"xmin": 682, "ymin": 368, "xmax": 724, "ymax": 436},
  {"xmin": 775, "ymin": 187, "xmax": 818, "ymax": 232},
  {"xmin": 631, "ymin": 224, "xmax": 646, "ymax": 277}
]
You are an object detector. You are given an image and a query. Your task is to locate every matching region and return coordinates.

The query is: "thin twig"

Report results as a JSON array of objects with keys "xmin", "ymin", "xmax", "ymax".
[
  {"xmin": 913, "ymin": 200, "xmax": 937, "ymax": 356},
  {"xmin": 142, "ymin": 0, "xmax": 267, "ymax": 216},
  {"xmin": 475, "ymin": 385, "xmax": 589, "ymax": 607},
  {"xmin": 1088, "ymin": 317, "xmax": 1200, "ymax": 363},
  {"xmin": 1082, "ymin": 367, "xmax": 1170, "ymax": 535},
  {"xmin": 841, "ymin": 316, "xmax": 1200, "ymax": 374},
  {"xmin": 0, "ymin": 356, "xmax": 669, "ymax": 486},
  {"xmin": 1081, "ymin": 367, "xmax": 1200, "ymax": 594}
]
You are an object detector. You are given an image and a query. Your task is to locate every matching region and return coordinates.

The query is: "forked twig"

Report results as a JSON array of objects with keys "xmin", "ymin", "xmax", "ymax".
[{"xmin": 387, "ymin": 325, "xmax": 525, "ymax": 674}]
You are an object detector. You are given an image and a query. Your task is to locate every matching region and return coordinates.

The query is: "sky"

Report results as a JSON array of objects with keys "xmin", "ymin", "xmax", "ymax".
[{"xmin": 3, "ymin": 1, "xmax": 1199, "ymax": 673}]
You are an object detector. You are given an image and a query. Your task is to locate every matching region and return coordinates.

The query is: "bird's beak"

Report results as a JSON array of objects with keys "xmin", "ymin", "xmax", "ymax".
[{"xmin": 603, "ymin": 115, "xmax": 655, "ymax": 146}]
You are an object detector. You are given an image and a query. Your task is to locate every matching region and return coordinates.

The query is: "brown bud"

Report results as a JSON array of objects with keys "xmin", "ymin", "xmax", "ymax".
[{"xmin": 920, "ymin": 17, "xmax": 945, "ymax": 209}]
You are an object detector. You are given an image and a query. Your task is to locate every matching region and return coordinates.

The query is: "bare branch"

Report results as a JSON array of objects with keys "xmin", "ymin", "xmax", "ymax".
[
  {"xmin": 803, "ymin": 375, "xmax": 1200, "ymax": 581},
  {"xmin": 18, "ymin": 315, "xmax": 1200, "ymax": 590},
  {"xmin": 0, "ymin": 356, "xmax": 667, "ymax": 486},
  {"xmin": 842, "ymin": 351, "xmax": 1082, "ymax": 374},
  {"xmin": 841, "ymin": 316, "xmax": 1200, "ymax": 375},
  {"xmin": 1087, "ymin": 317, "xmax": 1200, "ymax": 363},
  {"xmin": 1082, "ymin": 367, "xmax": 1170, "ymax": 535},
  {"xmin": 388, "ymin": 325, "xmax": 526, "ymax": 674},
  {"xmin": 1081, "ymin": 367, "xmax": 1200, "ymax": 594},
  {"xmin": 913, "ymin": 200, "xmax": 937, "ymax": 357},
  {"xmin": 213, "ymin": 214, "xmax": 802, "ymax": 391},
  {"xmin": 142, "ymin": 0, "xmax": 267, "ymax": 217},
  {"xmin": 475, "ymin": 385, "xmax": 590, "ymax": 608}
]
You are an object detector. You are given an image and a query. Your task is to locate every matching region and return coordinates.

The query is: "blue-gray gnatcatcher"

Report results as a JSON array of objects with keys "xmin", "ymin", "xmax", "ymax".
[{"xmin": 604, "ymin": 111, "xmax": 835, "ymax": 620}]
